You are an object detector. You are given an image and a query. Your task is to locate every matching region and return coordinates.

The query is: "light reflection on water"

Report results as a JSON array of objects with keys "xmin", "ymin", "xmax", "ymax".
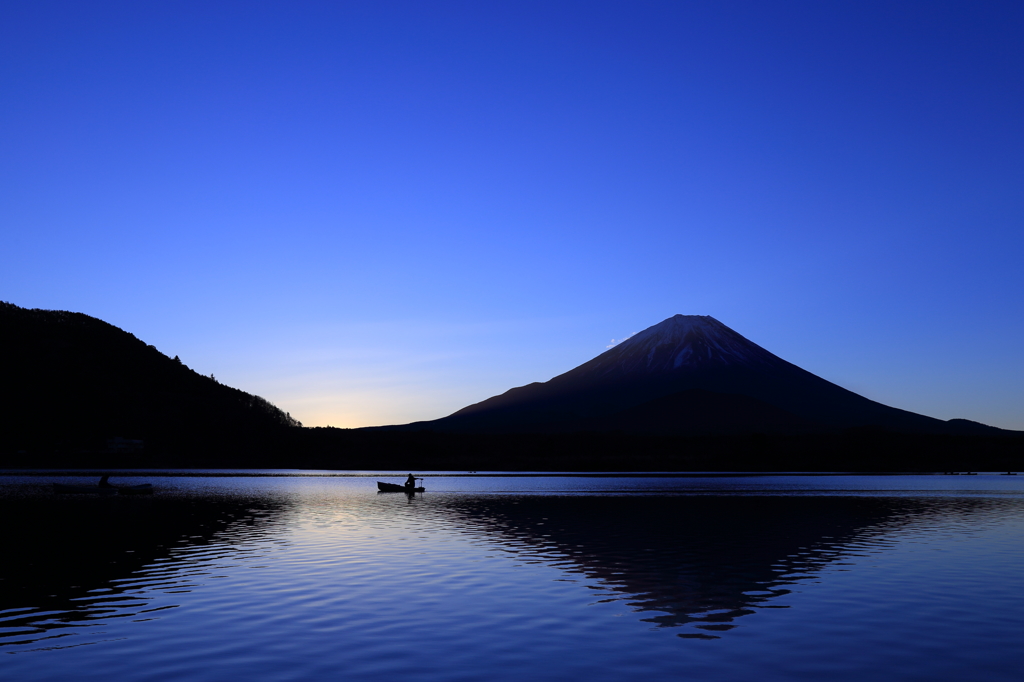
[{"xmin": 1, "ymin": 474, "xmax": 1023, "ymax": 681}]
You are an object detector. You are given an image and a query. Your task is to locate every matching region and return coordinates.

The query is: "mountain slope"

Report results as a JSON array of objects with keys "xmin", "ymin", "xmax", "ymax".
[
  {"xmin": 417, "ymin": 315, "xmax": 1001, "ymax": 435},
  {"xmin": 0, "ymin": 301, "xmax": 300, "ymax": 455}
]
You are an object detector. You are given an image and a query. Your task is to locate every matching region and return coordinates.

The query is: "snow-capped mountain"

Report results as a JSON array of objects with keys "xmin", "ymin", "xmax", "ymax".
[
  {"xmin": 417, "ymin": 314, "xmax": 998, "ymax": 436},
  {"xmin": 560, "ymin": 315, "xmax": 787, "ymax": 378}
]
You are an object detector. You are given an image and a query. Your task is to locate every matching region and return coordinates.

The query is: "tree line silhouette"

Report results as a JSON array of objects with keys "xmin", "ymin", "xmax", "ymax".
[{"xmin": 1, "ymin": 302, "xmax": 299, "ymax": 464}]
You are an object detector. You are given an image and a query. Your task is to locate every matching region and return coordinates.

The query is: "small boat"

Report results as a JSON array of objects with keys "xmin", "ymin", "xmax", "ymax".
[
  {"xmin": 377, "ymin": 481, "xmax": 425, "ymax": 493},
  {"xmin": 53, "ymin": 483, "xmax": 153, "ymax": 495}
]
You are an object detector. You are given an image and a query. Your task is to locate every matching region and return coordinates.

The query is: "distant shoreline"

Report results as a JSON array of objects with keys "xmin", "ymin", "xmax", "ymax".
[
  {"xmin": 2, "ymin": 469, "xmax": 997, "ymax": 477},
  {"xmin": 3, "ymin": 428, "xmax": 1022, "ymax": 474}
]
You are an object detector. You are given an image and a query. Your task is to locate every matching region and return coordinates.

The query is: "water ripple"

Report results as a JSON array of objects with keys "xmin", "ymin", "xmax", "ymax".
[{"xmin": 1, "ymin": 475, "xmax": 1023, "ymax": 681}]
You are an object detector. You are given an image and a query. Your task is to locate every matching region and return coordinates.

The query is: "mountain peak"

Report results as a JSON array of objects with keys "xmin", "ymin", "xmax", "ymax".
[
  {"xmin": 615, "ymin": 314, "xmax": 721, "ymax": 350},
  {"xmin": 582, "ymin": 314, "xmax": 785, "ymax": 378},
  {"xmin": 428, "ymin": 312, "xmax": 994, "ymax": 436}
]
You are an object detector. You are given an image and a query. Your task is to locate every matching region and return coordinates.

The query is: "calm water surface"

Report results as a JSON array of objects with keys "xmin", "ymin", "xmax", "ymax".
[{"xmin": 2, "ymin": 473, "xmax": 1023, "ymax": 681}]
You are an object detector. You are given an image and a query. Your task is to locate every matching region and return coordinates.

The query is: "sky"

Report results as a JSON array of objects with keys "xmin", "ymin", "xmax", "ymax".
[{"xmin": 2, "ymin": 0, "xmax": 1023, "ymax": 429}]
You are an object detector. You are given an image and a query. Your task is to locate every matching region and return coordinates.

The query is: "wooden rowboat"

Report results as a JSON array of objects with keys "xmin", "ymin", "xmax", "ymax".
[
  {"xmin": 377, "ymin": 482, "xmax": 425, "ymax": 493},
  {"xmin": 53, "ymin": 483, "xmax": 153, "ymax": 495}
]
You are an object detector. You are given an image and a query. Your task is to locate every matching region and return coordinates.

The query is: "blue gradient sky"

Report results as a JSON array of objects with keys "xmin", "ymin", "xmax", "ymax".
[{"xmin": 3, "ymin": 1, "xmax": 1023, "ymax": 429}]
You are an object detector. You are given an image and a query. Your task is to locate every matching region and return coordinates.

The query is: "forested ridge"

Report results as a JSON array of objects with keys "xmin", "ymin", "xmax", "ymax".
[{"xmin": 1, "ymin": 302, "xmax": 299, "ymax": 460}]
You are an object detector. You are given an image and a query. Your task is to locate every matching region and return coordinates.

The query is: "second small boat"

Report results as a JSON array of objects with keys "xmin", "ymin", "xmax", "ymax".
[{"xmin": 53, "ymin": 482, "xmax": 153, "ymax": 495}]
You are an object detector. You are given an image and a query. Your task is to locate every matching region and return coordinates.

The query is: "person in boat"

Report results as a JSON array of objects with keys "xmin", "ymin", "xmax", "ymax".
[
  {"xmin": 404, "ymin": 473, "xmax": 419, "ymax": 490},
  {"xmin": 98, "ymin": 475, "xmax": 113, "ymax": 488}
]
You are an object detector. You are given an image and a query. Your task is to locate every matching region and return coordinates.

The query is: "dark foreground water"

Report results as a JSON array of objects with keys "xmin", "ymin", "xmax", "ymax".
[{"xmin": 2, "ymin": 473, "xmax": 1023, "ymax": 681}]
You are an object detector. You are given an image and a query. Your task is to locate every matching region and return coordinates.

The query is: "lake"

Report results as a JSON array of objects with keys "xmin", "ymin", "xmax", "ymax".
[{"xmin": 2, "ymin": 472, "xmax": 1023, "ymax": 681}]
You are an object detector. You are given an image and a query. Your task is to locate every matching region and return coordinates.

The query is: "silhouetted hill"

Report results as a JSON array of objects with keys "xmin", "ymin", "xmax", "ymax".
[
  {"xmin": 389, "ymin": 315, "xmax": 1010, "ymax": 436},
  {"xmin": 0, "ymin": 302, "xmax": 299, "ymax": 460}
]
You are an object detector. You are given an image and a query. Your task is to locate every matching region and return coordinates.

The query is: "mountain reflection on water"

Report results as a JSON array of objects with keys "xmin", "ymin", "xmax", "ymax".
[
  {"xmin": 435, "ymin": 494, "xmax": 1019, "ymax": 638},
  {"xmin": 0, "ymin": 481, "xmax": 294, "ymax": 650},
  {"xmin": 3, "ymin": 474, "xmax": 1023, "ymax": 681}
]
